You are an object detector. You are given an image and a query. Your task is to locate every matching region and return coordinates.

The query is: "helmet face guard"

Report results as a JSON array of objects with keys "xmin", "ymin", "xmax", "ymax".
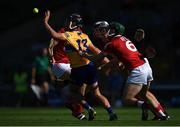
[
  {"xmin": 65, "ymin": 13, "xmax": 83, "ymax": 30},
  {"xmin": 93, "ymin": 21, "xmax": 110, "ymax": 39}
]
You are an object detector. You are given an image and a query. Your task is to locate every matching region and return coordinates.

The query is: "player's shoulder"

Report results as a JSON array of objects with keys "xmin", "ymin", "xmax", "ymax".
[
  {"xmin": 76, "ymin": 31, "xmax": 89, "ymax": 39},
  {"xmin": 65, "ymin": 31, "xmax": 84, "ymax": 37},
  {"xmin": 120, "ymin": 35, "xmax": 131, "ymax": 42},
  {"xmin": 113, "ymin": 35, "xmax": 130, "ymax": 44},
  {"xmin": 64, "ymin": 31, "xmax": 72, "ymax": 37}
]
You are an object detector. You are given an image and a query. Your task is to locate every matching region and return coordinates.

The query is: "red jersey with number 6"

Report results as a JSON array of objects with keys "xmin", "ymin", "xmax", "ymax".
[{"xmin": 104, "ymin": 35, "xmax": 145, "ymax": 71}]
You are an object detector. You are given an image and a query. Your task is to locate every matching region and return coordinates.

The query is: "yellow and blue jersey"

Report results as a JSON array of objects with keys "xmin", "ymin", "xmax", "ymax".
[{"xmin": 63, "ymin": 31, "xmax": 92, "ymax": 68}]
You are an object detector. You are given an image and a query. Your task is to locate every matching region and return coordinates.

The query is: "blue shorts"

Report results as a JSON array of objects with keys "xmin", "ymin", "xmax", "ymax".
[{"xmin": 70, "ymin": 62, "xmax": 97, "ymax": 85}]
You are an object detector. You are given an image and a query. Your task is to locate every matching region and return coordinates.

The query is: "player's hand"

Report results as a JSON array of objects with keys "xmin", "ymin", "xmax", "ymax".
[
  {"xmin": 78, "ymin": 51, "xmax": 84, "ymax": 56},
  {"xmin": 44, "ymin": 10, "xmax": 50, "ymax": 24},
  {"xmin": 78, "ymin": 51, "xmax": 89, "ymax": 57}
]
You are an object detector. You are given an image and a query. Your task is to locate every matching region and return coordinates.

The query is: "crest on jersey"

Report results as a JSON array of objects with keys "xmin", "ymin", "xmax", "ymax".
[{"xmin": 64, "ymin": 32, "xmax": 70, "ymax": 38}]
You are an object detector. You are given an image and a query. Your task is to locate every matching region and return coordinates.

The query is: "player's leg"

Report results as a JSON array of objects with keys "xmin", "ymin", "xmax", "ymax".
[
  {"xmin": 84, "ymin": 63, "xmax": 117, "ymax": 121},
  {"xmin": 137, "ymin": 81, "xmax": 169, "ymax": 120},
  {"xmin": 143, "ymin": 90, "xmax": 163, "ymax": 117},
  {"xmin": 51, "ymin": 63, "xmax": 87, "ymax": 119},
  {"xmin": 122, "ymin": 63, "xmax": 151, "ymax": 120},
  {"xmin": 136, "ymin": 79, "xmax": 166, "ymax": 120},
  {"xmin": 123, "ymin": 83, "xmax": 151, "ymax": 120},
  {"xmin": 123, "ymin": 83, "xmax": 144, "ymax": 106},
  {"xmin": 65, "ymin": 84, "xmax": 87, "ymax": 120},
  {"xmin": 139, "ymin": 81, "xmax": 170, "ymax": 120},
  {"xmin": 123, "ymin": 62, "xmax": 149, "ymax": 107},
  {"xmin": 90, "ymin": 82, "xmax": 117, "ymax": 121},
  {"xmin": 69, "ymin": 64, "xmax": 98, "ymax": 120},
  {"xmin": 146, "ymin": 91, "xmax": 170, "ymax": 119},
  {"xmin": 136, "ymin": 82, "xmax": 150, "ymax": 120},
  {"xmin": 74, "ymin": 84, "xmax": 96, "ymax": 120},
  {"xmin": 65, "ymin": 100, "xmax": 86, "ymax": 120},
  {"xmin": 78, "ymin": 84, "xmax": 97, "ymax": 121},
  {"xmin": 68, "ymin": 80, "xmax": 98, "ymax": 121}
]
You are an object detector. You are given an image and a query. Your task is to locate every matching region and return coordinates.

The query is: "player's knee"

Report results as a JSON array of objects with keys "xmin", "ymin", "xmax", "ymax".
[
  {"xmin": 93, "ymin": 91, "xmax": 101, "ymax": 97},
  {"xmin": 92, "ymin": 85, "xmax": 101, "ymax": 97}
]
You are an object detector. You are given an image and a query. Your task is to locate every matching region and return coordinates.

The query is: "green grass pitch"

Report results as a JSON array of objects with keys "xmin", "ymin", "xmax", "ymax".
[{"xmin": 0, "ymin": 107, "xmax": 179, "ymax": 126}]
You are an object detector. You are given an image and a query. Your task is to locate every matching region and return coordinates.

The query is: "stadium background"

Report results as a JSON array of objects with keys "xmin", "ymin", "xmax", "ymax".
[{"xmin": 0, "ymin": 0, "xmax": 180, "ymax": 107}]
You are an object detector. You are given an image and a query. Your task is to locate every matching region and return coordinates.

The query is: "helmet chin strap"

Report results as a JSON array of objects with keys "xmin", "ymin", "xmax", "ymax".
[{"xmin": 69, "ymin": 21, "xmax": 77, "ymax": 30}]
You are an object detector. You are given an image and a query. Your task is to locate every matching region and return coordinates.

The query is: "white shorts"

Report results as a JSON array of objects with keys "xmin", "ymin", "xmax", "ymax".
[
  {"xmin": 126, "ymin": 58, "xmax": 153, "ymax": 85},
  {"xmin": 51, "ymin": 63, "xmax": 71, "ymax": 79}
]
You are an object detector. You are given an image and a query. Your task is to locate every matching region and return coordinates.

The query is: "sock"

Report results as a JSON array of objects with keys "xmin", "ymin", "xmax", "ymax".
[
  {"xmin": 155, "ymin": 104, "xmax": 166, "ymax": 117},
  {"xmin": 136, "ymin": 100, "xmax": 144, "ymax": 108},
  {"xmin": 158, "ymin": 110, "xmax": 166, "ymax": 117},
  {"xmin": 106, "ymin": 107, "xmax": 113, "ymax": 115},
  {"xmin": 82, "ymin": 102, "xmax": 92, "ymax": 111},
  {"xmin": 146, "ymin": 103, "xmax": 166, "ymax": 117},
  {"xmin": 158, "ymin": 103, "xmax": 165, "ymax": 112},
  {"xmin": 145, "ymin": 99, "xmax": 160, "ymax": 117}
]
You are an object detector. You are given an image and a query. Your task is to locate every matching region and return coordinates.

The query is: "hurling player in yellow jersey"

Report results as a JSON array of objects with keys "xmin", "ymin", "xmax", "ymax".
[{"xmin": 44, "ymin": 10, "xmax": 117, "ymax": 121}]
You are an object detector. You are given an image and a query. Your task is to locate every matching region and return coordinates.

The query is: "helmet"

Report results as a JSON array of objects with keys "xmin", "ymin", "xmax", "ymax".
[
  {"xmin": 108, "ymin": 22, "xmax": 125, "ymax": 37},
  {"xmin": 93, "ymin": 21, "xmax": 110, "ymax": 39},
  {"xmin": 93, "ymin": 21, "xmax": 109, "ymax": 30},
  {"xmin": 65, "ymin": 13, "xmax": 83, "ymax": 30}
]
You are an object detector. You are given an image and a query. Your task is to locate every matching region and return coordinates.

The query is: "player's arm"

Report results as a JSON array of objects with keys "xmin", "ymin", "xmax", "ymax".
[
  {"xmin": 98, "ymin": 57, "xmax": 124, "ymax": 75},
  {"xmin": 49, "ymin": 38, "xmax": 57, "ymax": 56},
  {"xmin": 44, "ymin": 10, "xmax": 66, "ymax": 41},
  {"xmin": 88, "ymin": 41, "xmax": 109, "ymax": 64},
  {"xmin": 78, "ymin": 44, "xmax": 107, "ymax": 64},
  {"xmin": 48, "ymin": 38, "xmax": 58, "ymax": 64},
  {"xmin": 47, "ymin": 39, "xmax": 56, "ymax": 79},
  {"xmin": 98, "ymin": 58, "xmax": 117, "ymax": 75}
]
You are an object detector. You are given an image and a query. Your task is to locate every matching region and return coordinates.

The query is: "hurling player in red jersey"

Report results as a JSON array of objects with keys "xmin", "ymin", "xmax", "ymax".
[
  {"xmin": 90, "ymin": 21, "xmax": 169, "ymax": 120},
  {"xmin": 108, "ymin": 23, "xmax": 169, "ymax": 120}
]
